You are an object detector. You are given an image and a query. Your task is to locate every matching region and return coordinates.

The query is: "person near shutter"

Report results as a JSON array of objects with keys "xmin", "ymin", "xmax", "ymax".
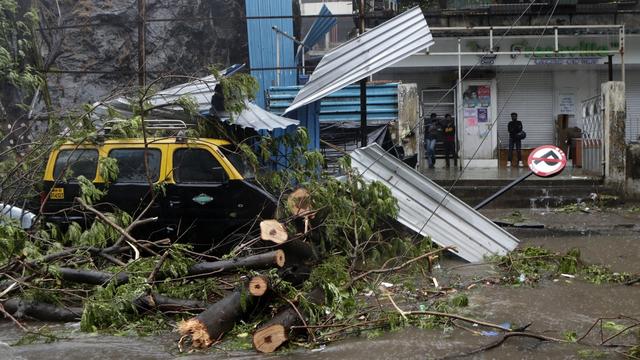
[
  {"xmin": 507, "ymin": 112, "xmax": 524, "ymax": 167},
  {"xmin": 424, "ymin": 113, "xmax": 439, "ymax": 169},
  {"xmin": 442, "ymin": 114, "xmax": 457, "ymax": 168}
]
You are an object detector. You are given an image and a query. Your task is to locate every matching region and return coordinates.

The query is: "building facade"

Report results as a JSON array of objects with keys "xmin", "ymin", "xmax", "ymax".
[{"xmin": 300, "ymin": 0, "xmax": 640, "ymax": 167}]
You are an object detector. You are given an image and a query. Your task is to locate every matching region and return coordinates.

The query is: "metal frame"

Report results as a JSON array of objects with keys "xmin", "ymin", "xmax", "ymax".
[
  {"xmin": 581, "ymin": 94, "xmax": 604, "ymax": 176},
  {"xmin": 422, "ymin": 24, "xmax": 624, "ymax": 57},
  {"xmin": 104, "ymin": 119, "xmax": 188, "ymax": 131}
]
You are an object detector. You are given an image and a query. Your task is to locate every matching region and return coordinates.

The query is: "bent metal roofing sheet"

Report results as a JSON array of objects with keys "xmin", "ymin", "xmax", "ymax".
[
  {"xmin": 350, "ymin": 144, "xmax": 519, "ymax": 262},
  {"xmin": 285, "ymin": 7, "xmax": 434, "ymax": 114}
]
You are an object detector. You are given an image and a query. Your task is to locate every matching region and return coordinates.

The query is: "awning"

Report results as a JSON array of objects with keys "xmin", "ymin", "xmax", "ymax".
[
  {"xmin": 219, "ymin": 101, "xmax": 299, "ymax": 131},
  {"xmin": 90, "ymin": 65, "xmax": 297, "ymax": 131},
  {"xmin": 284, "ymin": 7, "xmax": 434, "ymax": 114}
]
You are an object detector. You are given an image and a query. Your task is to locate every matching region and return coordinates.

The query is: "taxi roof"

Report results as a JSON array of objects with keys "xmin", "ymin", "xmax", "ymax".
[{"xmin": 58, "ymin": 137, "xmax": 232, "ymax": 147}]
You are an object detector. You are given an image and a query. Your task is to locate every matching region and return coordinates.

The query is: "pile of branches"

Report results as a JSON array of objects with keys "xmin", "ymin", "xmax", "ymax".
[{"xmin": 0, "ymin": 160, "xmax": 457, "ymax": 354}]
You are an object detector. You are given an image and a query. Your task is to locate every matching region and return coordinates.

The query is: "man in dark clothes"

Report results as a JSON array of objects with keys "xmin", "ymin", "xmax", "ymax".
[
  {"xmin": 507, "ymin": 112, "xmax": 524, "ymax": 167},
  {"xmin": 425, "ymin": 113, "xmax": 439, "ymax": 169},
  {"xmin": 442, "ymin": 114, "xmax": 457, "ymax": 167}
]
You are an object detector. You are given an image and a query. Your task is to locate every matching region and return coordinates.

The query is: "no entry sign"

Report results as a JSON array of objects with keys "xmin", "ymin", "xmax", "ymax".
[{"xmin": 528, "ymin": 145, "xmax": 567, "ymax": 177}]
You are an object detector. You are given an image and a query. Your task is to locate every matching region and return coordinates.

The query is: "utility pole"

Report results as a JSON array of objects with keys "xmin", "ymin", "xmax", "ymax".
[
  {"xmin": 138, "ymin": 0, "xmax": 146, "ymax": 88},
  {"xmin": 359, "ymin": 0, "xmax": 367, "ymax": 146}
]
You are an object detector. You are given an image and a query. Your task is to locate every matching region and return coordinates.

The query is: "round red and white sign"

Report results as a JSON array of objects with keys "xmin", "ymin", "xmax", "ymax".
[{"xmin": 528, "ymin": 145, "xmax": 567, "ymax": 177}]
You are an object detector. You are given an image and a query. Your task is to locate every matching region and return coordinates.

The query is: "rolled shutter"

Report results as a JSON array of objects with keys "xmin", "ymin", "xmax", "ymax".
[{"xmin": 496, "ymin": 71, "xmax": 554, "ymax": 148}]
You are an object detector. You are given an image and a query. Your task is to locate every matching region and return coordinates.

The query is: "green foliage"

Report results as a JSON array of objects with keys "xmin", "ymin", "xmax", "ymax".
[
  {"xmin": 563, "ymin": 330, "xmax": 578, "ymax": 342},
  {"xmin": 103, "ymin": 115, "xmax": 143, "ymax": 138},
  {"xmin": 577, "ymin": 349, "xmax": 607, "ymax": 359},
  {"xmin": 307, "ymin": 166, "xmax": 398, "ymax": 256},
  {"xmin": 581, "ymin": 265, "xmax": 632, "ymax": 284},
  {"xmin": 449, "ymin": 294, "xmax": 469, "ymax": 308},
  {"xmin": 77, "ymin": 175, "xmax": 106, "ymax": 205},
  {"xmin": 500, "ymin": 210, "xmax": 527, "ymax": 223},
  {"xmin": 99, "ymin": 157, "xmax": 119, "ymax": 184},
  {"xmin": 555, "ymin": 202, "xmax": 590, "ymax": 213},
  {"xmin": 156, "ymin": 278, "xmax": 221, "ymax": 303},
  {"xmin": 0, "ymin": 223, "xmax": 28, "ymax": 262},
  {"xmin": 305, "ymin": 256, "xmax": 351, "ymax": 290},
  {"xmin": 628, "ymin": 345, "xmax": 640, "ymax": 358},
  {"xmin": 80, "ymin": 278, "xmax": 150, "ymax": 332},
  {"xmin": 209, "ymin": 66, "xmax": 259, "ymax": 118},
  {"xmin": 0, "ymin": 0, "xmax": 42, "ymax": 92},
  {"xmin": 492, "ymin": 246, "xmax": 634, "ymax": 285},
  {"xmin": 14, "ymin": 328, "xmax": 60, "ymax": 346}
]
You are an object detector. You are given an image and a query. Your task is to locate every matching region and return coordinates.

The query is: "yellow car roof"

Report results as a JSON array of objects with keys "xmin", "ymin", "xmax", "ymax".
[{"xmin": 58, "ymin": 137, "xmax": 232, "ymax": 147}]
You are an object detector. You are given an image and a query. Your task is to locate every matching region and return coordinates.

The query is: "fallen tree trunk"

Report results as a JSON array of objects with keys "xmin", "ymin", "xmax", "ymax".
[
  {"xmin": 133, "ymin": 293, "xmax": 208, "ymax": 314},
  {"xmin": 55, "ymin": 250, "xmax": 285, "ymax": 287},
  {"xmin": 57, "ymin": 268, "xmax": 129, "ymax": 286},
  {"xmin": 183, "ymin": 250, "xmax": 285, "ymax": 279},
  {"xmin": 1, "ymin": 298, "xmax": 82, "ymax": 322},
  {"xmin": 277, "ymin": 240, "xmax": 317, "ymax": 286},
  {"xmin": 252, "ymin": 287, "xmax": 324, "ymax": 353},
  {"xmin": 178, "ymin": 278, "xmax": 270, "ymax": 349}
]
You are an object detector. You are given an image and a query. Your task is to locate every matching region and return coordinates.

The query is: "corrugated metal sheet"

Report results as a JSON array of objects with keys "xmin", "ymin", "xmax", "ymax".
[
  {"xmin": 298, "ymin": 4, "xmax": 336, "ymax": 56},
  {"xmin": 350, "ymin": 143, "xmax": 519, "ymax": 262},
  {"xmin": 268, "ymin": 83, "xmax": 398, "ymax": 123},
  {"xmin": 92, "ymin": 74, "xmax": 219, "ymax": 120},
  {"xmin": 221, "ymin": 101, "xmax": 299, "ymax": 131},
  {"xmin": 285, "ymin": 7, "xmax": 433, "ymax": 114},
  {"xmin": 246, "ymin": 0, "xmax": 296, "ymax": 107}
]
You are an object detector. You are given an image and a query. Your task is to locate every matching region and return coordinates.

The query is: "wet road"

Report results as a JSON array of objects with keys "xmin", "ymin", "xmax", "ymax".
[{"xmin": 2, "ymin": 208, "xmax": 638, "ymax": 359}]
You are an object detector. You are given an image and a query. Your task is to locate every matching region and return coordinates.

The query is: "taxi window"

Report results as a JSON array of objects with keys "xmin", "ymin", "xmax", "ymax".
[
  {"xmin": 173, "ymin": 148, "xmax": 226, "ymax": 183},
  {"xmin": 53, "ymin": 149, "xmax": 99, "ymax": 181},
  {"xmin": 109, "ymin": 149, "xmax": 161, "ymax": 183},
  {"xmin": 220, "ymin": 146, "xmax": 255, "ymax": 179}
]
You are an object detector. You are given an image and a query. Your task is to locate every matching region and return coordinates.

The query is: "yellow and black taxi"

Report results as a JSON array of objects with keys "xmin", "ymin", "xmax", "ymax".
[{"xmin": 41, "ymin": 137, "xmax": 277, "ymax": 248}]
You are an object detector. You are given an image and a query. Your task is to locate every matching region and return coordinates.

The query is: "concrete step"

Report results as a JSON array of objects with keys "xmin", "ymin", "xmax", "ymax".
[{"xmin": 433, "ymin": 179, "xmax": 613, "ymax": 209}]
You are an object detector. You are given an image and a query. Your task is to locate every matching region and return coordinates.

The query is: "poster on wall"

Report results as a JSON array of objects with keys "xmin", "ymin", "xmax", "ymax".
[
  {"xmin": 463, "ymin": 85, "xmax": 491, "ymax": 136},
  {"xmin": 559, "ymin": 92, "xmax": 576, "ymax": 115},
  {"xmin": 477, "ymin": 108, "xmax": 488, "ymax": 123}
]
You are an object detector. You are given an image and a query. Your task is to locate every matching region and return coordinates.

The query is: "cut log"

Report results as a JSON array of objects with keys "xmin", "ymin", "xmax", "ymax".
[
  {"xmin": 1, "ymin": 298, "xmax": 82, "ymax": 322},
  {"xmin": 260, "ymin": 220, "xmax": 288, "ymax": 244},
  {"xmin": 248, "ymin": 276, "xmax": 270, "ymax": 297},
  {"xmin": 287, "ymin": 188, "xmax": 312, "ymax": 216},
  {"xmin": 57, "ymin": 268, "xmax": 129, "ymax": 286},
  {"xmin": 178, "ymin": 287, "xmax": 257, "ymax": 349},
  {"xmin": 184, "ymin": 250, "xmax": 285, "ymax": 279},
  {"xmin": 252, "ymin": 287, "xmax": 324, "ymax": 353},
  {"xmin": 133, "ymin": 293, "xmax": 207, "ymax": 314}
]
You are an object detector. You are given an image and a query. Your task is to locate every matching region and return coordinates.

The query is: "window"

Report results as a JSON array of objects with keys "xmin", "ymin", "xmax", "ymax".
[
  {"xmin": 53, "ymin": 149, "xmax": 99, "ymax": 181},
  {"xmin": 220, "ymin": 146, "xmax": 255, "ymax": 179},
  {"xmin": 109, "ymin": 149, "xmax": 161, "ymax": 183},
  {"xmin": 173, "ymin": 148, "xmax": 227, "ymax": 183}
]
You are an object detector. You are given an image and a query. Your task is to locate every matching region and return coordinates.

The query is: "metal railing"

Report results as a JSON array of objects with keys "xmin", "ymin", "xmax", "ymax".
[{"xmin": 581, "ymin": 94, "xmax": 604, "ymax": 175}]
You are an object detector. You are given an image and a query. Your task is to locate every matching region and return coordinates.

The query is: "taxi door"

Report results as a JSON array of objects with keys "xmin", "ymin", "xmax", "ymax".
[{"xmin": 163, "ymin": 144, "xmax": 235, "ymax": 245}]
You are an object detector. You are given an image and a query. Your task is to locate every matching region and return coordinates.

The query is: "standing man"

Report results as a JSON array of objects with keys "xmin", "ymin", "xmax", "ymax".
[
  {"xmin": 442, "ymin": 114, "xmax": 457, "ymax": 168},
  {"xmin": 507, "ymin": 112, "xmax": 524, "ymax": 167},
  {"xmin": 425, "ymin": 113, "xmax": 439, "ymax": 169}
]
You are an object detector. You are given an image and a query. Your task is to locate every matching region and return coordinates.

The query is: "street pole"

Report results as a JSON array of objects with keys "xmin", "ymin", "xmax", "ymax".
[
  {"xmin": 457, "ymin": 38, "xmax": 463, "ymax": 169},
  {"xmin": 474, "ymin": 171, "xmax": 534, "ymax": 210},
  {"xmin": 137, "ymin": 0, "xmax": 146, "ymax": 88},
  {"xmin": 359, "ymin": 0, "xmax": 367, "ymax": 146}
]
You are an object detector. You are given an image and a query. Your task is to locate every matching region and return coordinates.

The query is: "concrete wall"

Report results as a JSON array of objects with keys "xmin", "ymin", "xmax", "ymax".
[
  {"xmin": 394, "ymin": 83, "xmax": 420, "ymax": 157},
  {"xmin": 602, "ymin": 81, "xmax": 627, "ymax": 189}
]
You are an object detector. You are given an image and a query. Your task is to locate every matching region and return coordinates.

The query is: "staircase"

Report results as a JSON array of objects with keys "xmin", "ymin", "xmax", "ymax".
[{"xmin": 433, "ymin": 178, "xmax": 611, "ymax": 209}]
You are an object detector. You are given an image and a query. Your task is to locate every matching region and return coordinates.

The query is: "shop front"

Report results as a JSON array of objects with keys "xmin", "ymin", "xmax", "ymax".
[{"xmin": 375, "ymin": 26, "xmax": 636, "ymax": 169}]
